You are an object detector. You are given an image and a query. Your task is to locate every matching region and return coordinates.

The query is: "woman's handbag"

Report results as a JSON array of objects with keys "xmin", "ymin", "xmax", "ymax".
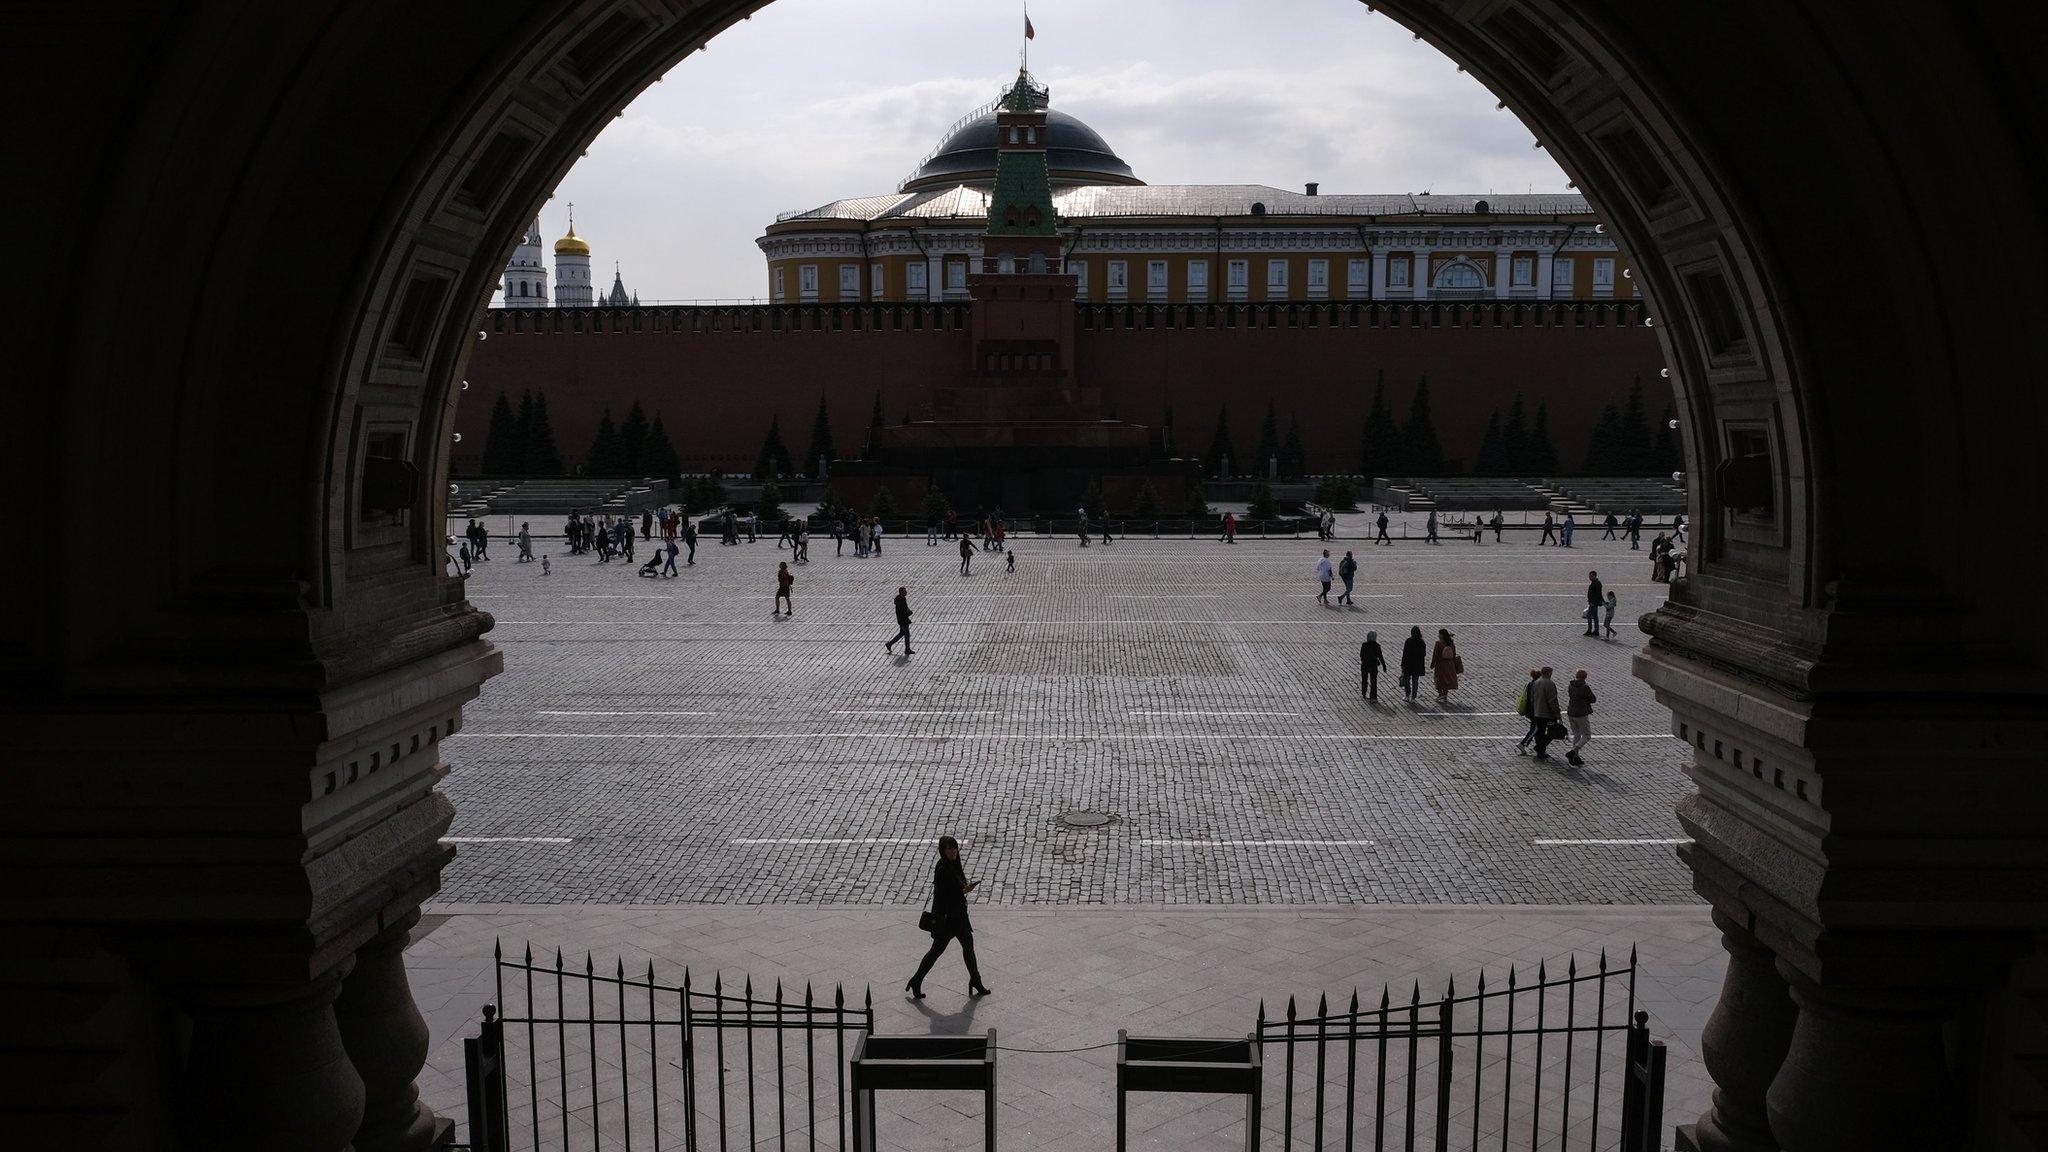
[{"xmin": 917, "ymin": 890, "xmax": 941, "ymax": 933}]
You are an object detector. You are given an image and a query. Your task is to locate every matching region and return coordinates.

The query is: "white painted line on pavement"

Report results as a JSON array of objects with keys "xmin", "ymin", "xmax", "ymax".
[
  {"xmin": 537, "ymin": 710, "xmax": 718, "ymax": 716},
  {"xmin": 1533, "ymin": 838, "xmax": 1692, "ymax": 846},
  {"xmin": 452, "ymin": 732, "xmax": 1684, "ymax": 742},
  {"xmin": 565, "ymin": 594, "xmax": 674, "ymax": 599},
  {"xmin": 831, "ymin": 710, "xmax": 1001, "ymax": 716},
  {"xmin": 732, "ymin": 837, "xmax": 941, "ymax": 845},
  {"xmin": 1416, "ymin": 711, "xmax": 1521, "ymax": 717},
  {"xmin": 445, "ymin": 836, "xmax": 574, "ymax": 845},
  {"xmin": 492, "ymin": 620, "xmax": 1613, "ymax": 627},
  {"xmin": 1129, "ymin": 710, "xmax": 1301, "ymax": 717},
  {"xmin": 1476, "ymin": 594, "xmax": 1584, "ymax": 598},
  {"xmin": 1141, "ymin": 839, "xmax": 1375, "ymax": 847}
]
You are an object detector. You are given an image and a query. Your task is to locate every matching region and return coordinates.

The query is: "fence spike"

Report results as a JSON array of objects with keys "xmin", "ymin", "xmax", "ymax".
[
  {"xmin": 684, "ymin": 967, "xmax": 692, "ymax": 996},
  {"xmin": 554, "ymin": 948, "xmax": 564, "ymax": 972},
  {"xmin": 1257, "ymin": 999, "xmax": 1266, "ymax": 1029},
  {"xmin": 647, "ymin": 959, "xmax": 656, "ymax": 984},
  {"xmin": 1507, "ymin": 963, "xmax": 1517, "ymax": 989},
  {"xmin": 1317, "ymin": 992, "xmax": 1328, "ymax": 1016},
  {"xmin": 524, "ymin": 941, "xmax": 532, "ymax": 964},
  {"xmin": 1379, "ymin": 986, "xmax": 1390, "ymax": 1010},
  {"xmin": 1410, "ymin": 980, "xmax": 1421, "ymax": 1007},
  {"xmin": 1477, "ymin": 969, "xmax": 1487, "ymax": 993},
  {"xmin": 1446, "ymin": 975, "xmax": 1456, "ymax": 1000},
  {"xmin": 835, "ymin": 984, "xmax": 844, "ymax": 1009},
  {"xmin": 585, "ymin": 952, "xmax": 594, "ymax": 975},
  {"xmin": 1630, "ymin": 943, "xmax": 1638, "ymax": 966},
  {"xmin": 1599, "ymin": 948, "xmax": 1609, "ymax": 974},
  {"xmin": 494, "ymin": 937, "xmax": 502, "ymax": 962},
  {"xmin": 1569, "ymin": 954, "xmax": 1577, "ymax": 978},
  {"xmin": 1537, "ymin": 959, "xmax": 1546, "ymax": 982},
  {"xmin": 805, "ymin": 981, "xmax": 814, "ymax": 1007},
  {"xmin": 1348, "ymin": 989, "xmax": 1359, "ymax": 1015},
  {"xmin": 618, "ymin": 957, "xmax": 626, "ymax": 980},
  {"xmin": 865, "ymin": 985, "xmax": 873, "ymax": 1012},
  {"xmin": 1287, "ymin": 995, "xmax": 1297, "ymax": 1022},
  {"xmin": 714, "ymin": 971, "xmax": 723, "ymax": 996},
  {"xmin": 745, "ymin": 974, "xmax": 753, "ymax": 998}
]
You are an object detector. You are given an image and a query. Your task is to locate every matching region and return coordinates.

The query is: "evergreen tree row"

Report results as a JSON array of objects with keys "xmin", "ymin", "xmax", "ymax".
[
  {"xmin": 1579, "ymin": 378, "xmax": 1682, "ymax": 475},
  {"xmin": 479, "ymin": 389, "xmax": 567, "ymax": 476},
  {"xmin": 1470, "ymin": 394, "xmax": 1560, "ymax": 476},
  {"xmin": 579, "ymin": 399, "xmax": 681, "ymax": 477}
]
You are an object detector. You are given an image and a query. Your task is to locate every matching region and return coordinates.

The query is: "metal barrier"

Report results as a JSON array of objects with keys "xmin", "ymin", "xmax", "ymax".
[
  {"xmin": 849, "ymin": 1031, "xmax": 999, "ymax": 1151},
  {"xmin": 1116, "ymin": 1032, "xmax": 1260, "ymax": 1151}
]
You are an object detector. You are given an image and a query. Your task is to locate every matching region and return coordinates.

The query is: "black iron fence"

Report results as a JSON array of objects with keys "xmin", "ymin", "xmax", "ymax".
[
  {"xmin": 467, "ymin": 941, "xmax": 873, "ymax": 1152},
  {"xmin": 1250, "ymin": 949, "xmax": 1663, "ymax": 1152}
]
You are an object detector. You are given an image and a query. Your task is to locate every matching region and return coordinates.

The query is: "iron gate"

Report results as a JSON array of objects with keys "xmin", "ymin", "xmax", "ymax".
[
  {"xmin": 1251, "ymin": 949, "xmax": 1664, "ymax": 1151},
  {"xmin": 467, "ymin": 941, "xmax": 873, "ymax": 1151}
]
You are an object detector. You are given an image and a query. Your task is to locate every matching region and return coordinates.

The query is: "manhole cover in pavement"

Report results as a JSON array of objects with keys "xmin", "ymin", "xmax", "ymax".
[{"xmin": 1059, "ymin": 810, "xmax": 1113, "ymax": 828}]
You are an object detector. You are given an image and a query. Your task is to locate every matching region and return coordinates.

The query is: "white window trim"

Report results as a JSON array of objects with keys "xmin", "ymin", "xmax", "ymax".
[
  {"xmin": 1307, "ymin": 258, "xmax": 1329, "ymax": 298},
  {"xmin": 870, "ymin": 262, "xmax": 885, "ymax": 298},
  {"xmin": 946, "ymin": 260, "xmax": 967, "ymax": 290},
  {"xmin": 773, "ymin": 267, "xmax": 787, "ymax": 302},
  {"xmin": 1187, "ymin": 259, "xmax": 1209, "ymax": 301},
  {"xmin": 1226, "ymin": 259, "xmax": 1249, "ymax": 300},
  {"xmin": 838, "ymin": 264, "xmax": 861, "ymax": 299},
  {"xmin": 1347, "ymin": 259, "xmax": 1369, "ymax": 299},
  {"xmin": 1267, "ymin": 259, "xmax": 1290, "ymax": 294},
  {"xmin": 1146, "ymin": 260, "xmax": 1168, "ymax": 294},
  {"xmin": 1592, "ymin": 257, "xmax": 1615, "ymax": 297},
  {"xmin": 906, "ymin": 262, "xmax": 927, "ymax": 291},
  {"xmin": 1552, "ymin": 257, "xmax": 1576, "ymax": 295},
  {"xmin": 799, "ymin": 263, "xmax": 819, "ymax": 299},
  {"xmin": 1107, "ymin": 259, "xmax": 1128, "ymax": 297},
  {"xmin": 1073, "ymin": 260, "xmax": 1088, "ymax": 299}
]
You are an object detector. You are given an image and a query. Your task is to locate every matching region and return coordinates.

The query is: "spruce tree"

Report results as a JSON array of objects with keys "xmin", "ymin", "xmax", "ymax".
[
  {"xmin": 1474, "ymin": 411, "xmax": 1509, "ymax": 475},
  {"xmin": 921, "ymin": 482, "xmax": 949, "ymax": 521},
  {"xmin": 1252, "ymin": 402, "xmax": 1282, "ymax": 478},
  {"xmin": 1529, "ymin": 402, "xmax": 1562, "ymax": 475},
  {"xmin": 1359, "ymin": 371, "xmax": 1403, "ymax": 477},
  {"xmin": 617, "ymin": 401, "xmax": 650, "ymax": 477},
  {"xmin": 1400, "ymin": 375, "xmax": 1446, "ymax": 475},
  {"xmin": 753, "ymin": 416, "xmax": 793, "ymax": 479},
  {"xmin": 1652, "ymin": 405, "xmax": 1683, "ymax": 473},
  {"xmin": 755, "ymin": 478, "xmax": 784, "ymax": 522},
  {"xmin": 1160, "ymin": 405, "xmax": 1175, "ymax": 453},
  {"xmin": 1582, "ymin": 404, "xmax": 1624, "ymax": 474},
  {"xmin": 1205, "ymin": 406, "xmax": 1237, "ymax": 477},
  {"xmin": 864, "ymin": 391, "xmax": 883, "ymax": 459},
  {"xmin": 584, "ymin": 409, "xmax": 622, "ymax": 474},
  {"xmin": 525, "ymin": 392, "xmax": 565, "ymax": 475},
  {"xmin": 1501, "ymin": 395, "xmax": 1531, "ymax": 474},
  {"xmin": 642, "ymin": 412, "xmax": 681, "ymax": 479},
  {"xmin": 1248, "ymin": 481, "xmax": 1280, "ymax": 520},
  {"xmin": 1618, "ymin": 377, "xmax": 1652, "ymax": 473},
  {"xmin": 870, "ymin": 483, "xmax": 895, "ymax": 518},
  {"xmin": 481, "ymin": 393, "xmax": 521, "ymax": 475},
  {"xmin": 1133, "ymin": 478, "xmax": 1162, "ymax": 518},
  {"xmin": 1279, "ymin": 414, "xmax": 1308, "ymax": 479},
  {"xmin": 804, "ymin": 395, "xmax": 836, "ymax": 477}
]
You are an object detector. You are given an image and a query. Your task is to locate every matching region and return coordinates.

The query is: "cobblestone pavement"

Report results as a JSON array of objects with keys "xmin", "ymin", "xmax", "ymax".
[
  {"xmin": 440, "ymin": 530, "xmax": 1697, "ymax": 905},
  {"xmin": 410, "ymin": 902, "xmax": 1720, "ymax": 1150}
]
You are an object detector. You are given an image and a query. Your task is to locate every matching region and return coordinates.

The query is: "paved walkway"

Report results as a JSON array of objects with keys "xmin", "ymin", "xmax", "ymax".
[
  {"xmin": 441, "ymin": 535, "xmax": 1695, "ymax": 906},
  {"xmin": 411, "ymin": 903, "xmax": 1720, "ymax": 1150}
]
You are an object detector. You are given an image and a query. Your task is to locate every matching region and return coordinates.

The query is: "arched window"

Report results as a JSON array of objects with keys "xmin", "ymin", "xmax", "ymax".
[
  {"xmin": 1028, "ymin": 252, "xmax": 1045, "ymax": 273},
  {"xmin": 998, "ymin": 253, "xmax": 1016, "ymax": 273},
  {"xmin": 1432, "ymin": 261, "xmax": 1486, "ymax": 289}
]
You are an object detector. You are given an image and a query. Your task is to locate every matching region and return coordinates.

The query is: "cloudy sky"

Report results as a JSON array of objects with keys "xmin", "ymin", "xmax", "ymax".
[{"xmin": 512, "ymin": 0, "xmax": 1565, "ymax": 302}]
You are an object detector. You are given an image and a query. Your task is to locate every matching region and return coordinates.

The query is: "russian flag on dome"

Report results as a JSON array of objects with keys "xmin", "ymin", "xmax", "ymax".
[{"xmin": 1025, "ymin": 12, "xmax": 1035, "ymax": 40}]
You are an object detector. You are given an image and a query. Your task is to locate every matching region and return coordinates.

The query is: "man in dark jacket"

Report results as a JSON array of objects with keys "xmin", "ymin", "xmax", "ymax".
[
  {"xmin": 1565, "ymin": 670, "xmax": 1597, "ymax": 766},
  {"xmin": 1359, "ymin": 631, "xmax": 1388, "ymax": 700},
  {"xmin": 1529, "ymin": 667, "xmax": 1562, "ymax": 760},
  {"xmin": 1584, "ymin": 571, "xmax": 1605, "ymax": 636},
  {"xmin": 885, "ymin": 587, "xmax": 914, "ymax": 655}
]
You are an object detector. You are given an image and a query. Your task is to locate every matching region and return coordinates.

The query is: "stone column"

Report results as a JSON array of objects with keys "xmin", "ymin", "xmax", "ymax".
[
  {"xmin": 1370, "ymin": 248, "xmax": 1388, "ymax": 298},
  {"xmin": 1675, "ymin": 908, "xmax": 1797, "ymax": 1152},
  {"xmin": 180, "ymin": 960, "xmax": 365, "ymax": 1152},
  {"xmin": 335, "ymin": 910, "xmax": 449, "ymax": 1152},
  {"xmin": 1765, "ymin": 962, "xmax": 1958, "ymax": 1152},
  {"xmin": 1536, "ymin": 250, "xmax": 1555, "ymax": 299}
]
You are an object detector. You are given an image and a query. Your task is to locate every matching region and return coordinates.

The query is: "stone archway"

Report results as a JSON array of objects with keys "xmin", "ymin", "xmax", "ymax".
[{"xmin": 4, "ymin": 2, "xmax": 2043, "ymax": 1149}]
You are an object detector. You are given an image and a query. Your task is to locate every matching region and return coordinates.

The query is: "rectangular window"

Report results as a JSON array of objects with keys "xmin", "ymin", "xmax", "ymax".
[
  {"xmin": 1347, "ymin": 258, "xmax": 1369, "ymax": 298},
  {"xmin": 870, "ymin": 263, "xmax": 885, "ymax": 298},
  {"xmin": 946, "ymin": 260, "xmax": 966, "ymax": 290},
  {"xmin": 773, "ymin": 267, "xmax": 786, "ymax": 302},
  {"xmin": 1072, "ymin": 260, "xmax": 1088, "ymax": 298},
  {"xmin": 1593, "ymin": 257, "xmax": 1615, "ymax": 294},
  {"xmin": 907, "ymin": 261, "xmax": 927, "ymax": 294},
  {"xmin": 1267, "ymin": 260, "xmax": 1290, "ymax": 293},
  {"xmin": 1307, "ymin": 259, "xmax": 1329, "ymax": 294},
  {"xmin": 1389, "ymin": 257, "xmax": 1412, "ymax": 289},
  {"xmin": 1227, "ymin": 259, "xmax": 1248, "ymax": 299},
  {"xmin": 799, "ymin": 264, "xmax": 819, "ymax": 297},
  {"xmin": 1107, "ymin": 260, "xmax": 1128, "ymax": 295},
  {"xmin": 838, "ymin": 264, "xmax": 861, "ymax": 298},
  {"xmin": 1512, "ymin": 255, "xmax": 1534, "ymax": 287},
  {"xmin": 1187, "ymin": 259, "xmax": 1209, "ymax": 300},
  {"xmin": 1147, "ymin": 260, "xmax": 1168, "ymax": 294},
  {"xmin": 1551, "ymin": 257, "xmax": 1574, "ymax": 294}
]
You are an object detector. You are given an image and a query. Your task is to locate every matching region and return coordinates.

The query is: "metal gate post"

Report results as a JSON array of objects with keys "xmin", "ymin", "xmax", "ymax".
[
  {"xmin": 1115, "ymin": 1031, "xmax": 1261, "ymax": 1152},
  {"xmin": 463, "ymin": 1005, "xmax": 509, "ymax": 1152}
]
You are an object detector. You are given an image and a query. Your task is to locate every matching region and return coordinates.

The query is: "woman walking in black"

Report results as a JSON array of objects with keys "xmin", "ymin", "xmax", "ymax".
[
  {"xmin": 1399, "ymin": 626, "xmax": 1428, "ymax": 701},
  {"xmin": 905, "ymin": 835, "xmax": 990, "ymax": 999}
]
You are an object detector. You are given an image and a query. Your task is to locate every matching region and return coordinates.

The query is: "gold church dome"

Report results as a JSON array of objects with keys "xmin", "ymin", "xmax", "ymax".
[{"xmin": 554, "ymin": 228, "xmax": 590, "ymax": 256}]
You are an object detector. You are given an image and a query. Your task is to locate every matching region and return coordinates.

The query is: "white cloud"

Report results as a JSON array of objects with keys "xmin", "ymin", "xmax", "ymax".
[{"xmin": 516, "ymin": 0, "xmax": 1567, "ymax": 302}]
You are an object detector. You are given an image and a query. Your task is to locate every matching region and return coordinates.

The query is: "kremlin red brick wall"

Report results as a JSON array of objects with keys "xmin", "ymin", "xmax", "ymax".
[{"xmin": 452, "ymin": 303, "xmax": 1669, "ymax": 476}]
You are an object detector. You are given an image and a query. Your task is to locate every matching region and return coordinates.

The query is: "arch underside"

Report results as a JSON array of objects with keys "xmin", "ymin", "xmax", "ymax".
[{"xmin": 3, "ymin": 0, "xmax": 2044, "ymax": 1145}]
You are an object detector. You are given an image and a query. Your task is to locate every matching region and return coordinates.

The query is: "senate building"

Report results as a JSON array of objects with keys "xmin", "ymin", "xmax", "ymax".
[
  {"xmin": 463, "ymin": 70, "xmax": 1665, "ymax": 479},
  {"xmin": 758, "ymin": 83, "xmax": 1642, "ymax": 307}
]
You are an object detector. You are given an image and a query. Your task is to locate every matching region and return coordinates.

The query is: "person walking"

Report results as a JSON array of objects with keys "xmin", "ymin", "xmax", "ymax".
[
  {"xmin": 1399, "ymin": 626, "xmax": 1427, "ymax": 701},
  {"xmin": 1627, "ymin": 509, "xmax": 1642, "ymax": 550},
  {"xmin": 1673, "ymin": 513, "xmax": 1687, "ymax": 544},
  {"xmin": 794, "ymin": 523, "xmax": 809, "ymax": 564},
  {"xmin": 1425, "ymin": 510, "xmax": 1440, "ymax": 545},
  {"xmin": 1539, "ymin": 511, "xmax": 1557, "ymax": 545},
  {"xmin": 1602, "ymin": 512, "xmax": 1619, "ymax": 540},
  {"xmin": 1004, "ymin": 549, "xmax": 1016, "ymax": 575},
  {"xmin": 1336, "ymin": 550, "xmax": 1358, "ymax": 605},
  {"xmin": 1376, "ymin": 511, "xmax": 1391, "ymax": 546},
  {"xmin": 958, "ymin": 535, "xmax": 978, "ymax": 576},
  {"xmin": 1430, "ymin": 628, "xmax": 1462, "ymax": 705},
  {"xmin": 1515, "ymin": 668, "xmax": 1544, "ymax": 754},
  {"xmin": 1360, "ymin": 631, "xmax": 1387, "ymax": 701},
  {"xmin": 1565, "ymin": 669, "xmax": 1597, "ymax": 766},
  {"xmin": 662, "ymin": 536, "xmax": 679, "ymax": 577},
  {"xmin": 683, "ymin": 519, "xmax": 697, "ymax": 565},
  {"xmin": 871, "ymin": 518, "xmax": 884, "ymax": 555},
  {"xmin": 1529, "ymin": 667, "xmax": 1562, "ymax": 760},
  {"xmin": 927, "ymin": 515, "xmax": 940, "ymax": 546},
  {"xmin": 1603, "ymin": 587, "xmax": 1619, "ymax": 639},
  {"xmin": 905, "ymin": 835, "xmax": 989, "ymax": 999},
  {"xmin": 773, "ymin": 561, "xmax": 794, "ymax": 617},
  {"xmin": 1222, "ymin": 511, "xmax": 1237, "ymax": 544},
  {"xmin": 541, "ymin": 553, "xmax": 551, "ymax": 576},
  {"xmin": 833, "ymin": 516, "xmax": 846, "ymax": 556},
  {"xmin": 517, "ymin": 521, "xmax": 533, "ymax": 562},
  {"xmin": 1076, "ymin": 505, "xmax": 1091, "ymax": 547},
  {"xmin": 1315, "ymin": 549, "xmax": 1334, "ymax": 605},
  {"xmin": 1584, "ymin": 571, "xmax": 1604, "ymax": 636},
  {"xmin": 1561, "ymin": 512, "xmax": 1576, "ymax": 548},
  {"xmin": 1491, "ymin": 511, "xmax": 1504, "ymax": 543},
  {"xmin": 885, "ymin": 586, "xmax": 914, "ymax": 655}
]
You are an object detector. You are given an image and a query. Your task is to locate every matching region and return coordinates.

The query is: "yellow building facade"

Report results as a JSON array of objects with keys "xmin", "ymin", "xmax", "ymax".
[{"xmin": 759, "ymin": 82, "xmax": 1639, "ymax": 306}]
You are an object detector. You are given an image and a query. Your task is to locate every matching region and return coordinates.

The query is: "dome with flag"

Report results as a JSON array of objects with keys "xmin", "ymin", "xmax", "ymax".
[{"xmin": 899, "ymin": 105, "xmax": 1142, "ymax": 193}]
